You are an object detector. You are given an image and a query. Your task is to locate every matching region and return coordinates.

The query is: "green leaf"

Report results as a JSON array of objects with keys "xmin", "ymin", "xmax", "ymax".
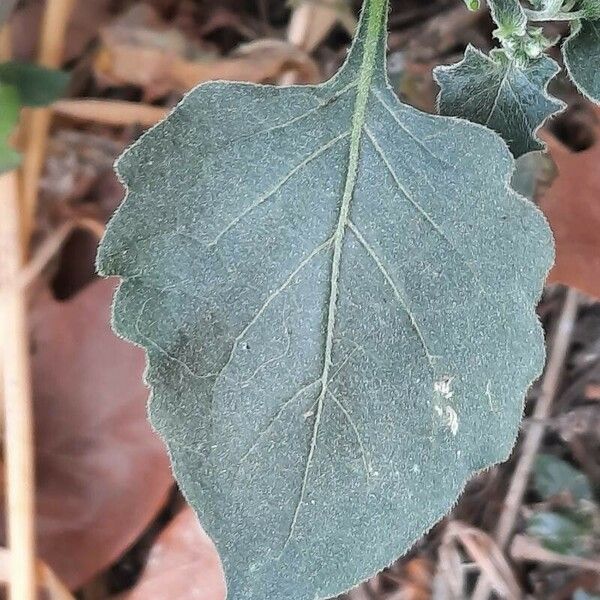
[
  {"xmin": 527, "ymin": 510, "xmax": 593, "ymax": 556},
  {"xmin": 580, "ymin": 0, "xmax": 600, "ymax": 20},
  {"xmin": 487, "ymin": 0, "xmax": 528, "ymax": 37},
  {"xmin": 0, "ymin": 83, "xmax": 21, "ymax": 173},
  {"xmin": 534, "ymin": 454, "xmax": 592, "ymax": 501},
  {"xmin": 0, "ymin": 61, "xmax": 69, "ymax": 107},
  {"xmin": 98, "ymin": 0, "xmax": 553, "ymax": 597},
  {"xmin": 563, "ymin": 19, "xmax": 600, "ymax": 103},
  {"xmin": 435, "ymin": 46, "xmax": 564, "ymax": 157},
  {"xmin": 463, "ymin": 0, "xmax": 482, "ymax": 10}
]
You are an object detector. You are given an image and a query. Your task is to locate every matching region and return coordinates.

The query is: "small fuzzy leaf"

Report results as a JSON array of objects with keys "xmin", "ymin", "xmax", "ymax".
[
  {"xmin": 524, "ymin": 0, "xmax": 572, "ymax": 21},
  {"xmin": 487, "ymin": 0, "xmax": 528, "ymax": 36},
  {"xmin": 563, "ymin": 19, "xmax": 600, "ymax": 103},
  {"xmin": 98, "ymin": 0, "xmax": 553, "ymax": 598},
  {"xmin": 435, "ymin": 46, "xmax": 564, "ymax": 157},
  {"xmin": 0, "ymin": 83, "xmax": 21, "ymax": 173},
  {"xmin": 0, "ymin": 61, "xmax": 69, "ymax": 107}
]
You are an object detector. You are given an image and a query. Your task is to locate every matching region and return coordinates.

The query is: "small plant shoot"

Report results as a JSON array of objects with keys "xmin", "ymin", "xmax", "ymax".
[
  {"xmin": 436, "ymin": 0, "xmax": 600, "ymax": 155},
  {"xmin": 97, "ymin": 0, "xmax": 599, "ymax": 598}
]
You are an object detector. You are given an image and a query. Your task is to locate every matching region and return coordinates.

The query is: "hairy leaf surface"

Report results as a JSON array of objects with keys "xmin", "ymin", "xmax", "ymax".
[
  {"xmin": 564, "ymin": 19, "xmax": 600, "ymax": 103},
  {"xmin": 487, "ymin": 0, "xmax": 528, "ymax": 37},
  {"xmin": 98, "ymin": 0, "xmax": 553, "ymax": 598},
  {"xmin": 435, "ymin": 46, "xmax": 564, "ymax": 157}
]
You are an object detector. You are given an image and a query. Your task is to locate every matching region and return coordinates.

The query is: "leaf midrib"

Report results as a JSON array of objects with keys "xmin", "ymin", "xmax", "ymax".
[{"xmin": 284, "ymin": 0, "xmax": 388, "ymax": 547}]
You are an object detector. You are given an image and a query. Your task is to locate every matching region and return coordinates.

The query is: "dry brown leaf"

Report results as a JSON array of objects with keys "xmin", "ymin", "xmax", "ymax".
[
  {"xmin": 196, "ymin": 6, "xmax": 260, "ymax": 41},
  {"xmin": 585, "ymin": 383, "xmax": 600, "ymax": 401},
  {"xmin": 122, "ymin": 507, "xmax": 225, "ymax": 600},
  {"xmin": 94, "ymin": 5, "xmax": 320, "ymax": 100},
  {"xmin": 346, "ymin": 557, "xmax": 433, "ymax": 600},
  {"xmin": 287, "ymin": 0, "xmax": 356, "ymax": 53},
  {"xmin": 26, "ymin": 278, "xmax": 173, "ymax": 589},
  {"xmin": 437, "ymin": 521, "xmax": 522, "ymax": 599},
  {"xmin": 539, "ymin": 109, "xmax": 600, "ymax": 299},
  {"xmin": 402, "ymin": 558, "xmax": 434, "ymax": 600}
]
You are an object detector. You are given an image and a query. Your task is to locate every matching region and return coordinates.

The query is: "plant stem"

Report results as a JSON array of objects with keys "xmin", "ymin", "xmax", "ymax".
[
  {"xmin": 20, "ymin": 0, "xmax": 75, "ymax": 250},
  {"xmin": 0, "ymin": 170, "xmax": 36, "ymax": 600}
]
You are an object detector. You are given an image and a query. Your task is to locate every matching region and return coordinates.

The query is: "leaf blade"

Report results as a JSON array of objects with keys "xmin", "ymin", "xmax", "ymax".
[
  {"xmin": 435, "ymin": 45, "xmax": 564, "ymax": 157},
  {"xmin": 563, "ymin": 19, "xmax": 600, "ymax": 103},
  {"xmin": 98, "ymin": 1, "xmax": 554, "ymax": 598},
  {"xmin": 487, "ymin": 0, "xmax": 528, "ymax": 37},
  {"xmin": 0, "ymin": 61, "xmax": 69, "ymax": 107}
]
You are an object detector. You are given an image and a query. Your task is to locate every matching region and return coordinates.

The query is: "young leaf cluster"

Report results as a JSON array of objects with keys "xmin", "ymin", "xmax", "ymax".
[
  {"xmin": 0, "ymin": 62, "xmax": 69, "ymax": 172},
  {"xmin": 436, "ymin": 0, "xmax": 600, "ymax": 157}
]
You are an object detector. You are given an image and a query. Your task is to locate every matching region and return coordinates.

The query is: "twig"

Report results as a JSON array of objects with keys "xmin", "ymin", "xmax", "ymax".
[
  {"xmin": 37, "ymin": 560, "xmax": 76, "ymax": 600},
  {"xmin": 497, "ymin": 289, "xmax": 579, "ymax": 546},
  {"xmin": 279, "ymin": 4, "xmax": 311, "ymax": 86},
  {"xmin": 53, "ymin": 99, "xmax": 168, "ymax": 128},
  {"xmin": 0, "ymin": 217, "xmax": 105, "ymax": 297},
  {"xmin": 511, "ymin": 534, "xmax": 600, "ymax": 573},
  {"xmin": 450, "ymin": 522, "xmax": 522, "ymax": 599},
  {"xmin": 472, "ymin": 288, "xmax": 580, "ymax": 600},
  {"xmin": 0, "ymin": 547, "xmax": 75, "ymax": 599},
  {"xmin": 0, "ymin": 171, "xmax": 36, "ymax": 600},
  {"xmin": 288, "ymin": 0, "xmax": 354, "ymax": 52},
  {"xmin": 0, "ymin": 23, "xmax": 11, "ymax": 61},
  {"xmin": 20, "ymin": 0, "xmax": 75, "ymax": 248}
]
